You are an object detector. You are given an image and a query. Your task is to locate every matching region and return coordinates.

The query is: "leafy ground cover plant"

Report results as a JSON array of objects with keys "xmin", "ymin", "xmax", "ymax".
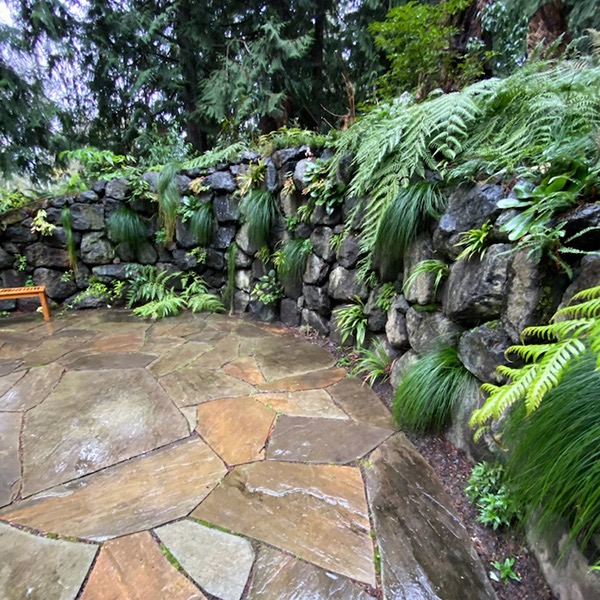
[
  {"xmin": 490, "ymin": 557, "xmax": 521, "ymax": 585},
  {"xmin": 375, "ymin": 282, "xmax": 397, "ymax": 311},
  {"xmin": 393, "ymin": 346, "xmax": 477, "ymax": 433},
  {"xmin": 252, "ymin": 271, "xmax": 284, "ymax": 306},
  {"xmin": 466, "ymin": 462, "xmax": 519, "ymax": 530},
  {"xmin": 352, "ymin": 339, "xmax": 392, "ymax": 386},
  {"xmin": 125, "ymin": 266, "xmax": 223, "ymax": 319},
  {"xmin": 455, "ymin": 220, "xmax": 493, "ymax": 261}
]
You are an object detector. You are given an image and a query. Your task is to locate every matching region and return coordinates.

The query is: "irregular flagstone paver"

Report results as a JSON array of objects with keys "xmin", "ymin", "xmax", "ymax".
[
  {"xmin": 156, "ymin": 520, "xmax": 254, "ymax": 600},
  {"xmin": 179, "ymin": 406, "xmax": 198, "ymax": 432},
  {"xmin": 192, "ymin": 461, "xmax": 376, "ymax": 586},
  {"xmin": 196, "ymin": 397, "xmax": 275, "ymax": 465},
  {"xmin": 147, "ymin": 341, "xmax": 212, "ymax": 378},
  {"xmin": 22, "ymin": 368, "xmax": 189, "ymax": 496},
  {"xmin": 0, "ymin": 364, "xmax": 64, "ymax": 412},
  {"xmin": 161, "ymin": 368, "xmax": 255, "ymax": 407},
  {"xmin": 365, "ymin": 434, "xmax": 497, "ymax": 600},
  {"xmin": 22, "ymin": 338, "xmax": 82, "ymax": 367},
  {"xmin": 1, "ymin": 436, "xmax": 227, "ymax": 540},
  {"xmin": 223, "ymin": 356, "xmax": 265, "ymax": 385},
  {"xmin": 257, "ymin": 368, "xmax": 347, "ymax": 392},
  {"xmin": 327, "ymin": 377, "xmax": 394, "ymax": 429},
  {"xmin": 0, "ymin": 359, "xmax": 24, "ymax": 377},
  {"xmin": 0, "ymin": 521, "xmax": 97, "ymax": 600},
  {"xmin": 87, "ymin": 331, "xmax": 145, "ymax": 353},
  {"xmin": 253, "ymin": 336, "xmax": 337, "ymax": 380},
  {"xmin": 141, "ymin": 335, "xmax": 185, "ymax": 356},
  {"xmin": 254, "ymin": 390, "xmax": 349, "ymax": 419},
  {"xmin": 167, "ymin": 318, "xmax": 208, "ymax": 338},
  {"xmin": 67, "ymin": 352, "xmax": 157, "ymax": 370},
  {"xmin": 0, "ymin": 413, "xmax": 21, "ymax": 507},
  {"xmin": 235, "ymin": 322, "xmax": 276, "ymax": 339},
  {"xmin": 0, "ymin": 343, "xmax": 34, "ymax": 360},
  {"xmin": 80, "ymin": 531, "xmax": 206, "ymax": 600},
  {"xmin": 190, "ymin": 336, "xmax": 240, "ymax": 370},
  {"xmin": 0, "ymin": 370, "xmax": 26, "ymax": 397},
  {"xmin": 267, "ymin": 416, "xmax": 392, "ymax": 464},
  {"xmin": 247, "ymin": 546, "xmax": 374, "ymax": 600}
]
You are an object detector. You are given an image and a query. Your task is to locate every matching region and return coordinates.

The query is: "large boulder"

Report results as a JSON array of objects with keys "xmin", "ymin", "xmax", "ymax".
[
  {"xmin": 406, "ymin": 307, "xmax": 463, "ymax": 353},
  {"xmin": 385, "ymin": 295, "xmax": 410, "ymax": 349},
  {"xmin": 25, "ymin": 243, "xmax": 70, "ymax": 269},
  {"xmin": 214, "ymin": 226, "xmax": 236, "ymax": 250},
  {"xmin": 502, "ymin": 247, "xmax": 566, "ymax": 343},
  {"xmin": 302, "ymin": 284, "xmax": 331, "ymax": 316},
  {"xmin": 204, "ymin": 171, "xmax": 236, "ymax": 193},
  {"xmin": 304, "ymin": 254, "xmax": 330, "ymax": 286},
  {"xmin": 301, "ymin": 308, "xmax": 330, "ymax": 336},
  {"xmin": 365, "ymin": 288, "xmax": 387, "ymax": 333},
  {"xmin": 310, "ymin": 227, "xmax": 336, "ymax": 263},
  {"xmin": 328, "ymin": 266, "xmax": 368, "ymax": 301},
  {"xmin": 214, "ymin": 195, "xmax": 240, "ymax": 222},
  {"xmin": 70, "ymin": 203, "xmax": 104, "ymax": 231},
  {"xmin": 280, "ymin": 297, "xmax": 301, "ymax": 327},
  {"xmin": 80, "ymin": 233, "xmax": 115, "ymax": 265},
  {"xmin": 444, "ymin": 244, "xmax": 512, "ymax": 324},
  {"xmin": 434, "ymin": 183, "xmax": 505, "ymax": 259},
  {"xmin": 336, "ymin": 233, "xmax": 361, "ymax": 269},
  {"xmin": 403, "ymin": 231, "xmax": 441, "ymax": 305},
  {"xmin": 105, "ymin": 178, "xmax": 130, "ymax": 200},
  {"xmin": 458, "ymin": 323, "xmax": 512, "ymax": 383},
  {"xmin": 33, "ymin": 268, "xmax": 77, "ymax": 300}
]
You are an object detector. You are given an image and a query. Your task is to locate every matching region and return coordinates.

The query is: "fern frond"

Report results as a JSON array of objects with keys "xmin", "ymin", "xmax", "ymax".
[
  {"xmin": 187, "ymin": 293, "xmax": 225, "ymax": 313},
  {"xmin": 132, "ymin": 294, "xmax": 186, "ymax": 319},
  {"xmin": 525, "ymin": 339, "xmax": 587, "ymax": 412}
]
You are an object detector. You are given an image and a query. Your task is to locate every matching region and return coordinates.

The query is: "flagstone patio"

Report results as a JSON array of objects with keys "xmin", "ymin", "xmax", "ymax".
[{"xmin": 0, "ymin": 309, "xmax": 497, "ymax": 600}]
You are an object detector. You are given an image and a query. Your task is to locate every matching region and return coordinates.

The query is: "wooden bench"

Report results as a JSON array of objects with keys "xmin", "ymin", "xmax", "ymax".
[{"xmin": 0, "ymin": 286, "xmax": 51, "ymax": 321}]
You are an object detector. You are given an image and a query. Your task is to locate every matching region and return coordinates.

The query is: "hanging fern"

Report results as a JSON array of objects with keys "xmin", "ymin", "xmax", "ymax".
[{"xmin": 470, "ymin": 285, "xmax": 600, "ymax": 439}]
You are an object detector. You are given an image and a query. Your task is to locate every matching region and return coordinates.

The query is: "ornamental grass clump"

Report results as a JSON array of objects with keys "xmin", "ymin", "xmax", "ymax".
[{"xmin": 393, "ymin": 346, "xmax": 477, "ymax": 433}]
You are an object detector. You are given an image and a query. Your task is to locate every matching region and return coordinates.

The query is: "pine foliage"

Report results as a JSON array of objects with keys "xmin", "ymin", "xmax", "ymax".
[{"xmin": 470, "ymin": 285, "xmax": 600, "ymax": 439}]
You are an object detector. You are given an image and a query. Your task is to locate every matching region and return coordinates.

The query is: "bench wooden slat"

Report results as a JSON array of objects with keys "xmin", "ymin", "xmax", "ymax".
[{"xmin": 0, "ymin": 286, "xmax": 51, "ymax": 321}]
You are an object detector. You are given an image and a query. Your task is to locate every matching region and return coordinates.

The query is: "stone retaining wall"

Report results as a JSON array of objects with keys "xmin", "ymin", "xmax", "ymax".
[{"xmin": 1, "ymin": 147, "xmax": 600, "ymax": 598}]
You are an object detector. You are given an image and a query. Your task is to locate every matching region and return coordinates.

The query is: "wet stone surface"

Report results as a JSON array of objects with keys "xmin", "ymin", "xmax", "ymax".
[{"xmin": 0, "ymin": 309, "xmax": 494, "ymax": 600}]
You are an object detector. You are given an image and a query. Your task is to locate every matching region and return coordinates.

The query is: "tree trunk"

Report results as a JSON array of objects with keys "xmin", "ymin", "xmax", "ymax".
[{"xmin": 527, "ymin": 1, "xmax": 570, "ymax": 55}]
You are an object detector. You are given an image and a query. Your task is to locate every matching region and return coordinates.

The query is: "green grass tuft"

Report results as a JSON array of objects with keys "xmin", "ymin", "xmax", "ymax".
[
  {"xmin": 503, "ymin": 354, "xmax": 600, "ymax": 550},
  {"xmin": 157, "ymin": 162, "xmax": 181, "ymax": 243},
  {"xmin": 107, "ymin": 206, "xmax": 147, "ymax": 251},
  {"xmin": 373, "ymin": 182, "xmax": 446, "ymax": 277},
  {"xmin": 239, "ymin": 188, "xmax": 278, "ymax": 249},
  {"xmin": 274, "ymin": 238, "xmax": 312, "ymax": 284},
  {"xmin": 187, "ymin": 202, "xmax": 215, "ymax": 246},
  {"xmin": 393, "ymin": 346, "xmax": 476, "ymax": 433}
]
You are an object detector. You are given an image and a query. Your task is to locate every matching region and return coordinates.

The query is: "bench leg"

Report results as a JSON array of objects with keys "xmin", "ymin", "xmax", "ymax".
[{"xmin": 38, "ymin": 292, "xmax": 51, "ymax": 321}]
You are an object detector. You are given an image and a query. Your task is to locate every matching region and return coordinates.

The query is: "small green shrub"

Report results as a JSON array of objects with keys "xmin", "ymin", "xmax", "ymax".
[
  {"xmin": 333, "ymin": 299, "xmax": 368, "ymax": 348},
  {"xmin": 471, "ymin": 285, "xmax": 600, "ymax": 439},
  {"xmin": 126, "ymin": 266, "xmax": 223, "ymax": 319},
  {"xmin": 107, "ymin": 206, "xmax": 147, "ymax": 251},
  {"xmin": 393, "ymin": 346, "xmax": 476, "ymax": 433}
]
